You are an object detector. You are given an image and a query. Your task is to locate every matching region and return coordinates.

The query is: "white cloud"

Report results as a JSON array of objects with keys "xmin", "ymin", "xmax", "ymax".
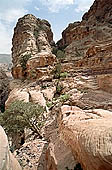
[
  {"xmin": 40, "ymin": 0, "xmax": 94, "ymax": 13},
  {"xmin": 0, "ymin": 8, "xmax": 27, "ymax": 53},
  {"xmin": 34, "ymin": 6, "xmax": 40, "ymax": 11},
  {"xmin": 0, "ymin": 22, "xmax": 12, "ymax": 54},
  {"xmin": 0, "ymin": 9, "xmax": 27, "ymax": 24},
  {"xmin": 40, "ymin": 0, "xmax": 75, "ymax": 12},
  {"xmin": 75, "ymin": 0, "xmax": 94, "ymax": 12},
  {"xmin": 0, "ymin": 0, "xmax": 31, "ymax": 54}
]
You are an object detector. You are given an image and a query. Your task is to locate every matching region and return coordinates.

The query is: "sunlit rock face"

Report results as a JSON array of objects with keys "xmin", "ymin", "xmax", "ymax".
[
  {"xmin": 59, "ymin": 105, "xmax": 112, "ymax": 170},
  {"xmin": 12, "ymin": 14, "xmax": 56, "ymax": 80},
  {"xmin": 57, "ymin": 0, "xmax": 112, "ymax": 75},
  {"xmin": 0, "ymin": 126, "xmax": 22, "ymax": 170}
]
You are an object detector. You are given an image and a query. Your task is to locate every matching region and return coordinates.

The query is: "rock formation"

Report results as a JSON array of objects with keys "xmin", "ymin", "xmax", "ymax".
[
  {"xmin": 0, "ymin": 69, "xmax": 9, "ymax": 112},
  {"xmin": 0, "ymin": 126, "xmax": 22, "ymax": 170},
  {"xmin": 5, "ymin": 0, "xmax": 112, "ymax": 169},
  {"xmin": 57, "ymin": 0, "xmax": 112, "ymax": 75},
  {"xmin": 12, "ymin": 14, "xmax": 56, "ymax": 80},
  {"xmin": 59, "ymin": 105, "xmax": 112, "ymax": 170}
]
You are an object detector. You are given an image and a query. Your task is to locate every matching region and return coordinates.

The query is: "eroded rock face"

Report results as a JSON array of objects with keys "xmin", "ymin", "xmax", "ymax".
[
  {"xmin": 12, "ymin": 14, "xmax": 56, "ymax": 80},
  {"xmin": 46, "ymin": 130, "xmax": 77, "ymax": 170},
  {"xmin": 5, "ymin": 88, "xmax": 29, "ymax": 108},
  {"xmin": 0, "ymin": 69, "xmax": 9, "ymax": 112},
  {"xmin": 97, "ymin": 74, "xmax": 112, "ymax": 93},
  {"xmin": 59, "ymin": 105, "xmax": 112, "ymax": 170},
  {"xmin": 82, "ymin": 0, "xmax": 112, "ymax": 24},
  {"xmin": 0, "ymin": 126, "xmax": 22, "ymax": 170},
  {"xmin": 57, "ymin": 0, "xmax": 112, "ymax": 75}
]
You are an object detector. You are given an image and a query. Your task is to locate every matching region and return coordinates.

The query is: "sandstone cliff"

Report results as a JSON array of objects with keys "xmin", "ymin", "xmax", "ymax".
[
  {"xmin": 12, "ymin": 14, "xmax": 56, "ymax": 80},
  {"xmin": 57, "ymin": 0, "xmax": 112, "ymax": 76}
]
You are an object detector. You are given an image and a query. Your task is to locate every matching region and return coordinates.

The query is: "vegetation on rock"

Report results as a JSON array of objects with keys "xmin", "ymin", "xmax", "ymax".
[
  {"xmin": 0, "ymin": 100, "xmax": 45, "ymax": 140},
  {"xmin": 20, "ymin": 54, "xmax": 31, "ymax": 71}
]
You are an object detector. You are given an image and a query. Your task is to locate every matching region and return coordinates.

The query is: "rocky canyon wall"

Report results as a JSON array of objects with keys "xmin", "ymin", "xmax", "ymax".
[{"xmin": 57, "ymin": 0, "xmax": 112, "ymax": 76}]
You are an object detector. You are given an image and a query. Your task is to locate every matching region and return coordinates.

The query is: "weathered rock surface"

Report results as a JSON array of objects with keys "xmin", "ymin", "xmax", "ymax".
[
  {"xmin": 97, "ymin": 74, "xmax": 112, "ymax": 93},
  {"xmin": 12, "ymin": 14, "xmax": 56, "ymax": 80},
  {"xmin": 57, "ymin": 0, "xmax": 112, "ymax": 75},
  {"xmin": 59, "ymin": 105, "xmax": 112, "ymax": 170},
  {"xmin": 0, "ymin": 69, "xmax": 9, "ymax": 112},
  {"xmin": 0, "ymin": 126, "xmax": 22, "ymax": 170},
  {"xmin": 5, "ymin": 88, "xmax": 29, "ymax": 108},
  {"xmin": 82, "ymin": 0, "xmax": 112, "ymax": 24},
  {"xmin": 46, "ymin": 129, "xmax": 77, "ymax": 170}
]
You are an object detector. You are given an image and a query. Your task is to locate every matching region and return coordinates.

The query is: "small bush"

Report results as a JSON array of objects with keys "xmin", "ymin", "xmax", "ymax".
[
  {"xmin": 54, "ymin": 63, "xmax": 61, "ymax": 79},
  {"xmin": 56, "ymin": 50, "xmax": 65, "ymax": 59},
  {"xmin": 0, "ymin": 100, "xmax": 45, "ymax": 139},
  {"xmin": 34, "ymin": 25, "xmax": 44, "ymax": 39},
  {"xmin": 20, "ymin": 54, "xmax": 31, "ymax": 71},
  {"xmin": 30, "ymin": 69, "xmax": 37, "ymax": 79},
  {"xmin": 52, "ymin": 47, "xmax": 58, "ymax": 56},
  {"xmin": 34, "ymin": 30, "xmax": 39, "ymax": 38},
  {"xmin": 56, "ymin": 80, "xmax": 63, "ymax": 95},
  {"xmin": 59, "ymin": 94, "xmax": 70, "ymax": 102},
  {"xmin": 60, "ymin": 72, "xmax": 68, "ymax": 78},
  {"xmin": 46, "ymin": 102, "xmax": 54, "ymax": 109}
]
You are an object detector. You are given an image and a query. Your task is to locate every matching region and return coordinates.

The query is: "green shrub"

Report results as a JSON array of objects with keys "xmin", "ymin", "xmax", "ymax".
[
  {"xmin": 59, "ymin": 94, "xmax": 70, "ymax": 102},
  {"xmin": 34, "ymin": 30, "xmax": 39, "ymax": 38},
  {"xmin": 46, "ymin": 102, "xmax": 54, "ymax": 109},
  {"xmin": 54, "ymin": 63, "xmax": 61, "ymax": 79},
  {"xmin": 52, "ymin": 47, "xmax": 58, "ymax": 56},
  {"xmin": 60, "ymin": 72, "xmax": 68, "ymax": 78},
  {"xmin": 20, "ymin": 54, "xmax": 31, "ymax": 71},
  {"xmin": 0, "ymin": 100, "xmax": 45, "ymax": 139},
  {"xmin": 30, "ymin": 69, "xmax": 37, "ymax": 79},
  {"xmin": 33, "ymin": 25, "xmax": 44, "ymax": 39},
  {"xmin": 56, "ymin": 50, "xmax": 65, "ymax": 59}
]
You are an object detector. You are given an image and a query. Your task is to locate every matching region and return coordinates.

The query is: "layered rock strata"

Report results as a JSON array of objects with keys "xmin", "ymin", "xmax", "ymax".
[
  {"xmin": 12, "ymin": 14, "xmax": 56, "ymax": 79},
  {"xmin": 57, "ymin": 0, "xmax": 112, "ymax": 75}
]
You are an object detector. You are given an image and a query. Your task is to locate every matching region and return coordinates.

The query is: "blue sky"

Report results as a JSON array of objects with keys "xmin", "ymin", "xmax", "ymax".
[{"xmin": 0, "ymin": 0, "xmax": 94, "ymax": 54}]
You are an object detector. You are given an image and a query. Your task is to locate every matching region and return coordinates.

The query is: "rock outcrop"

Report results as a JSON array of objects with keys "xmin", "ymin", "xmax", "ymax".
[
  {"xmin": 46, "ymin": 130, "xmax": 77, "ymax": 170},
  {"xmin": 0, "ymin": 126, "xmax": 22, "ymax": 170},
  {"xmin": 82, "ymin": 0, "xmax": 112, "ymax": 24},
  {"xmin": 59, "ymin": 105, "xmax": 112, "ymax": 170},
  {"xmin": 12, "ymin": 14, "xmax": 56, "ymax": 80},
  {"xmin": 57, "ymin": 0, "xmax": 112, "ymax": 75},
  {"xmin": 97, "ymin": 74, "xmax": 112, "ymax": 93},
  {"xmin": 0, "ymin": 69, "xmax": 9, "ymax": 112}
]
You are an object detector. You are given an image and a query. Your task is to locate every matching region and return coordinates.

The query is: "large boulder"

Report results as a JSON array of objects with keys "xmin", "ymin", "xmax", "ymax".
[
  {"xmin": 0, "ymin": 126, "xmax": 22, "ymax": 170},
  {"xmin": 5, "ymin": 88, "xmax": 29, "ymax": 108},
  {"xmin": 46, "ymin": 130, "xmax": 77, "ymax": 170},
  {"xmin": 59, "ymin": 105, "xmax": 112, "ymax": 170},
  {"xmin": 97, "ymin": 74, "xmax": 112, "ymax": 93}
]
